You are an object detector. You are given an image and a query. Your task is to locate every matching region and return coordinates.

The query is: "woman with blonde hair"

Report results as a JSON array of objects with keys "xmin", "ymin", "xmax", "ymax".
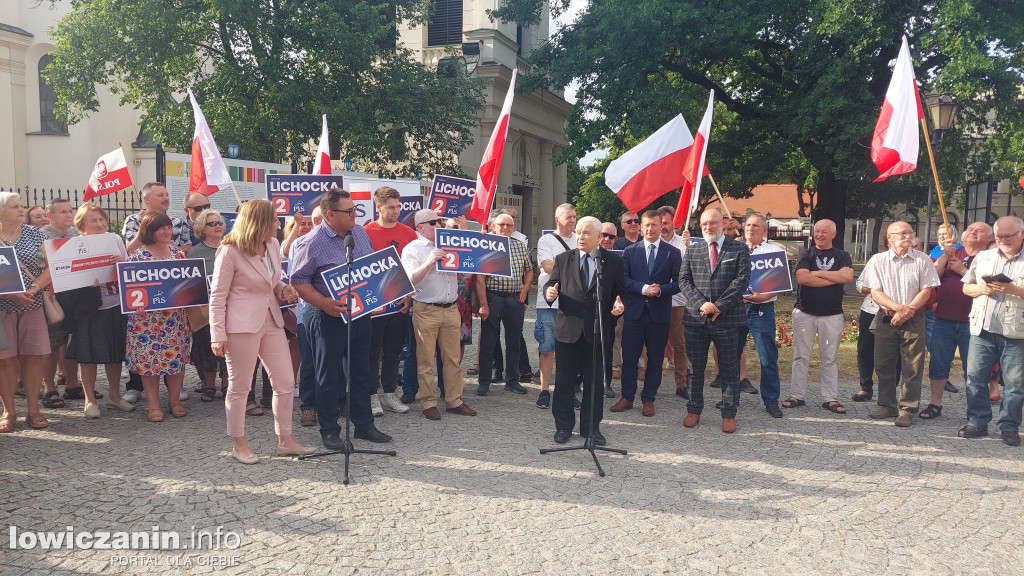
[
  {"xmin": 188, "ymin": 209, "xmax": 228, "ymax": 402},
  {"xmin": 210, "ymin": 198, "xmax": 310, "ymax": 464}
]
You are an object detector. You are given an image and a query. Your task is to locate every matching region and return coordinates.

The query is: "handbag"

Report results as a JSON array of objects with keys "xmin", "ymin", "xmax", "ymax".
[
  {"xmin": 0, "ymin": 236, "xmax": 65, "ymax": 325},
  {"xmin": 185, "ymin": 305, "xmax": 210, "ymax": 332}
]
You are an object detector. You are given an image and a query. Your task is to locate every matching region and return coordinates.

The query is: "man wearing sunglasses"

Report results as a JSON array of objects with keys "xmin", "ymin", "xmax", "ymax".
[
  {"xmin": 291, "ymin": 188, "xmax": 393, "ymax": 447},
  {"xmin": 613, "ymin": 211, "xmax": 641, "ymax": 250},
  {"xmin": 183, "ymin": 192, "xmax": 213, "ymax": 246}
]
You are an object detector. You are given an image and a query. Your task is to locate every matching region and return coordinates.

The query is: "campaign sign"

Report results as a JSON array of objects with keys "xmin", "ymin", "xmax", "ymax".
[
  {"xmin": 428, "ymin": 175, "xmax": 476, "ymax": 218},
  {"xmin": 748, "ymin": 251, "xmax": 793, "ymax": 296},
  {"xmin": 117, "ymin": 258, "xmax": 210, "ymax": 314},
  {"xmin": 346, "ymin": 177, "xmax": 421, "ymax": 227},
  {"xmin": 45, "ymin": 233, "xmax": 126, "ymax": 293},
  {"xmin": 373, "ymin": 195, "xmax": 423, "ymax": 229},
  {"xmin": 0, "ymin": 246, "xmax": 26, "ymax": 295},
  {"xmin": 320, "ymin": 246, "xmax": 413, "ymax": 323},
  {"xmin": 266, "ymin": 174, "xmax": 344, "ymax": 217},
  {"xmin": 434, "ymin": 228, "xmax": 512, "ymax": 277},
  {"xmin": 370, "ymin": 299, "xmax": 405, "ymax": 318}
]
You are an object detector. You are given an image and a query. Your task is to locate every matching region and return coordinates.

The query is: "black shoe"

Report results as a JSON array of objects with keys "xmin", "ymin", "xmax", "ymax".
[
  {"xmin": 709, "ymin": 375, "xmax": 722, "ymax": 389},
  {"xmin": 605, "ymin": 385, "xmax": 616, "ymax": 399},
  {"xmin": 715, "ymin": 400, "xmax": 724, "ymax": 409},
  {"xmin": 322, "ymin": 435, "xmax": 345, "ymax": 450},
  {"xmin": 944, "ymin": 381, "xmax": 960, "ymax": 393},
  {"xmin": 475, "ymin": 385, "xmax": 489, "ymax": 396},
  {"xmin": 584, "ymin": 430, "xmax": 607, "ymax": 447},
  {"xmin": 505, "ymin": 381, "xmax": 527, "ymax": 394},
  {"xmin": 676, "ymin": 387, "xmax": 689, "ymax": 400},
  {"xmin": 573, "ymin": 395, "xmax": 582, "ymax": 410},
  {"xmin": 740, "ymin": 379, "xmax": 758, "ymax": 394},
  {"xmin": 766, "ymin": 403, "xmax": 783, "ymax": 418},
  {"xmin": 851, "ymin": 390, "xmax": 873, "ymax": 402},
  {"xmin": 519, "ymin": 372, "xmax": 533, "ymax": 384},
  {"xmin": 958, "ymin": 424, "xmax": 988, "ymax": 439},
  {"xmin": 354, "ymin": 427, "xmax": 393, "ymax": 443},
  {"xmin": 554, "ymin": 429, "xmax": 571, "ymax": 444},
  {"xmin": 491, "ymin": 370, "xmax": 504, "ymax": 383},
  {"xmin": 1002, "ymin": 431, "xmax": 1021, "ymax": 446},
  {"xmin": 400, "ymin": 393, "xmax": 416, "ymax": 405}
]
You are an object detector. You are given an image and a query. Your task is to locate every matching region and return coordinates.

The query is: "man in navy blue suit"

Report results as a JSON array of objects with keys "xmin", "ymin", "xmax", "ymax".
[{"xmin": 611, "ymin": 210, "xmax": 682, "ymax": 417}]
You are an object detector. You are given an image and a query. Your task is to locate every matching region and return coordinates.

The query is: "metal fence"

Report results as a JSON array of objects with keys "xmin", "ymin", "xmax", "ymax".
[{"xmin": 0, "ymin": 187, "xmax": 142, "ymax": 232}]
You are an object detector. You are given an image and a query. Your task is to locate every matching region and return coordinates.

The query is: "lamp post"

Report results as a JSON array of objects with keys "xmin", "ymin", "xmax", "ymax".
[{"xmin": 922, "ymin": 93, "xmax": 959, "ymax": 251}]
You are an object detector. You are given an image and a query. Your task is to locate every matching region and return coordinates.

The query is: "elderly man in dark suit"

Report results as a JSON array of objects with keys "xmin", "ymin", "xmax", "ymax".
[
  {"xmin": 544, "ymin": 216, "xmax": 625, "ymax": 445},
  {"xmin": 680, "ymin": 208, "xmax": 752, "ymax": 433},
  {"xmin": 612, "ymin": 210, "xmax": 682, "ymax": 417}
]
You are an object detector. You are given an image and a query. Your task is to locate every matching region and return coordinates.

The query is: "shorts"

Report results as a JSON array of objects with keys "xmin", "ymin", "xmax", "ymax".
[
  {"xmin": 0, "ymin": 308, "xmax": 51, "ymax": 359},
  {"xmin": 534, "ymin": 308, "xmax": 557, "ymax": 355}
]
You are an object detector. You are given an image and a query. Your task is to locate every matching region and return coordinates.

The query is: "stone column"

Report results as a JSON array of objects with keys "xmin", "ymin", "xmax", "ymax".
[{"xmin": 538, "ymin": 141, "xmax": 555, "ymax": 234}]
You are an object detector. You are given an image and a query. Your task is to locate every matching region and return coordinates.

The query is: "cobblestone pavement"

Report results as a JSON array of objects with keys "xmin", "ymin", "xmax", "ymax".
[{"xmin": 2, "ymin": 312, "xmax": 1023, "ymax": 575}]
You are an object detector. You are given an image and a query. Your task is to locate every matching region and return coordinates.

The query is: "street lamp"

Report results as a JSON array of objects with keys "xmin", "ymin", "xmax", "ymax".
[{"xmin": 922, "ymin": 92, "xmax": 959, "ymax": 251}]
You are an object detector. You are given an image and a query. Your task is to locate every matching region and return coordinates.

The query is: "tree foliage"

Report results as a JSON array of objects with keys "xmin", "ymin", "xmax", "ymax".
[
  {"xmin": 45, "ymin": 0, "xmax": 485, "ymax": 176},
  {"xmin": 495, "ymin": 0, "xmax": 1024, "ymax": 245}
]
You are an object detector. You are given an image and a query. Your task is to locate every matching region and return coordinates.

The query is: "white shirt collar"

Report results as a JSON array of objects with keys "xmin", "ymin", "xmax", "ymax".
[{"xmin": 643, "ymin": 238, "xmax": 661, "ymax": 251}]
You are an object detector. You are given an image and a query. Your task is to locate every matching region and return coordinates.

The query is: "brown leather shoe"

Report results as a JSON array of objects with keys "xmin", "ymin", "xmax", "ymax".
[
  {"xmin": 869, "ymin": 407, "xmax": 898, "ymax": 419},
  {"xmin": 447, "ymin": 403, "xmax": 477, "ymax": 416},
  {"xmin": 610, "ymin": 397, "xmax": 633, "ymax": 412},
  {"xmin": 682, "ymin": 412, "xmax": 700, "ymax": 428},
  {"xmin": 894, "ymin": 412, "xmax": 912, "ymax": 427},
  {"xmin": 642, "ymin": 402, "xmax": 655, "ymax": 417},
  {"xmin": 423, "ymin": 407, "xmax": 441, "ymax": 420},
  {"xmin": 722, "ymin": 417, "xmax": 737, "ymax": 433},
  {"xmin": 612, "ymin": 368, "xmax": 621, "ymax": 379}
]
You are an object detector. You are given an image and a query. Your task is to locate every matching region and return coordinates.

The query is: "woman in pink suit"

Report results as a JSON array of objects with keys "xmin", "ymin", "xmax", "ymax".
[{"xmin": 210, "ymin": 199, "xmax": 312, "ymax": 464}]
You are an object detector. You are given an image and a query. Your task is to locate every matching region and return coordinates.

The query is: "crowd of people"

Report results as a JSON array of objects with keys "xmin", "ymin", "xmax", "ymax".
[{"xmin": 1, "ymin": 183, "xmax": 1021, "ymax": 462}]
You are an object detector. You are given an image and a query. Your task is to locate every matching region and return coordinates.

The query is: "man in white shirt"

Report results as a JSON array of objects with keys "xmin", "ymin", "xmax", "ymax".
[
  {"xmin": 534, "ymin": 203, "xmax": 577, "ymax": 409},
  {"xmin": 740, "ymin": 214, "xmax": 787, "ymax": 418},
  {"xmin": 657, "ymin": 206, "xmax": 689, "ymax": 399}
]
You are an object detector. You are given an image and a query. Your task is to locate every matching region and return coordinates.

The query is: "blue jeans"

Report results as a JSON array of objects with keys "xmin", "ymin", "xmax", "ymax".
[
  {"xmin": 925, "ymin": 309, "xmax": 936, "ymax": 350},
  {"xmin": 736, "ymin": 303, "xmax": 781, "ymax": 404},
  {"xmin": 402, "ymin": 313, "xmax": 443, "ymax": 397},
  {"xmin": 927, "ymin": 318, "xmax": 970, "ymax": 380},
  {"xmin": 534, "ymin": 308, "xmax": 557, "ymax": 354},
  {"xmin": 966, "ymin": 330, "xmax": 1024, "ymax": 433}
]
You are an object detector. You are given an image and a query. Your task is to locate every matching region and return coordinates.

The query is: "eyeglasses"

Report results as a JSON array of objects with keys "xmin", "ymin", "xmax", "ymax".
[
  {"xmin": 601, "ymin": 233, "xmax": 616, "ymax": 240},
  {"xmin": 206, "ymin": 221, "xmax": 224, "ymax": 227},
  {"xmin": 700, "ymin": 221, "xmax": 721, "ymax": 228},
  {"xmin": 996, "ymin": 231, "xmax": 1021, "ymax": 240},
  {"xmin": 329, "ymin": 208, "xmax": 357, "ymax": 216},
  {"xmin": 497, "ymin": 223, "xmax": 515, "ymax": 228},
  {"xmin": 419, "ymin": 219, "xmax": 441, "ymax": 227},
  {"xmin": 188, "ymin": 204, "xmax": 211, "ymax": 212},
  {"xmin": 623, "ymin": 219, "xmax": 640, "ymax": 225}
]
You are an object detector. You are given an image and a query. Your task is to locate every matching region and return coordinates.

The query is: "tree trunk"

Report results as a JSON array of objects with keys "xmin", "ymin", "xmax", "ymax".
[
  {"xmin": 870, "ymin": 216, "xmax": 885, "ymax": 256},
  {"xmin": 811, "ymin": 171, "xmax": 847, "ymax": 250}
]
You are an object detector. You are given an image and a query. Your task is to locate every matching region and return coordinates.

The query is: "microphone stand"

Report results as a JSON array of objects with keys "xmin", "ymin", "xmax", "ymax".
[
  {"xmin": 540, "ymin": 249, "xmax": 627, "ymax": 477},
  {"xmin": 300, "ymin": 234, "xmax": 396, "ymax": 484}
]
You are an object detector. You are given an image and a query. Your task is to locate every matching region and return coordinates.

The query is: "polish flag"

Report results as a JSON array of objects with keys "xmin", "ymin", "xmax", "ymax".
[
  {"xmin": 83, "ymin": 147, "xmax": 134, "ymax": 200},
  {"xmin": 312, "ymin": 114, "xmax": 331, "ymax": 175},
  {"xmin": 471, "ymin": 69, "xmax": 517, "ymax": 226},
  {"xmin": 674, "ymin": 91, "xmax": 714, "ymax": 229},
  {"xmin": 605, "ymin": 114, "xmax": 694, "ymax": 215},
  {"xmin": 188, "ymin": 89, "xmax": 233, "ymax": 195},
  {"xmin": 1019, "ymin": 173, "xmax": 1024, "ymax": 191},
  {"xmin": 872, "ymin": 36, "xmax": 924, "ymax": 182}
]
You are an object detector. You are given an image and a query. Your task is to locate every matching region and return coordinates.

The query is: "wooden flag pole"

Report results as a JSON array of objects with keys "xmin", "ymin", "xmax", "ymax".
[
  {"xmin": 228, "ymin": 181, "xmax": 243, "ymax": 207},
  {"xmin": 920, "ymin": 118, "xmax": 950, "ymax": 232},
  {"xmin": 707, "ymin": 174, "xmax": 731, "ymax": 218}
]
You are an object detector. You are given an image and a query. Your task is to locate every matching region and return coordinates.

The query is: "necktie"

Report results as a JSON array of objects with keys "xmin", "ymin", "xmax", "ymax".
[
  {"xmin": 580, "ymin": 254, "xmax": 591, "ymax": 289},
  {"xmin": 647, "ymin": 244, "xmax": 656, "ymax": 276},
  {"xmin": 710, "ymin": 241, "xmax": 718, "ymax": 270}
]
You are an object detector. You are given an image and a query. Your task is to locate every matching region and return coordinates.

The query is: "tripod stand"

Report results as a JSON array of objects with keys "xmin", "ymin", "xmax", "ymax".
[
  {"xmin": 301, "ymin": 234, "xmax": 396, "ymax": 484},
  {"xmin": 540, "ymin": 249, "xmax": 627, "ymax": 477}
]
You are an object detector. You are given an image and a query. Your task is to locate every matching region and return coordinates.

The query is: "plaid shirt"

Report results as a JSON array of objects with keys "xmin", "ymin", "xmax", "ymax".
[
  {"xmin": 484, "ymin": 237, "xmax": 533, "ymax": 293},
  {"xmin": 121, "ymin": 213, "xmax": 192, "ymax": 247}
]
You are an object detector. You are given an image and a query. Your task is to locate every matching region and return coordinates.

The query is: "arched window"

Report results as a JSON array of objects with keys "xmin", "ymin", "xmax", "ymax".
[{"xmin": 38, "ymin": 55, "xmax": 67, "ymax": 135}]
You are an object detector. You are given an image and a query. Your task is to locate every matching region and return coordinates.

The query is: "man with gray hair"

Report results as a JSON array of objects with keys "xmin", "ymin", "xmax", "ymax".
[
  {"xmin": 862, "ymin": 221, "xmax": 940, "ymax": 427},
  {"xmin": 959, "ymin": 216, "xmax": 1024, "ymax": 446},
  {"xmin": 502, "ymin": 206, "xmax": 529, "ymax": 249}
]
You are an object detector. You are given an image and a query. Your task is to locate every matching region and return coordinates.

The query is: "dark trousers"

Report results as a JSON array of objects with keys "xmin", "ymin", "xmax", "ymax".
[
  {"xmin": 603, "ymin": 317, "xmax": 618, "ymax": 386},
  {"xmin": 370, "ymin": 313, "xmax": 407, "ymax": 394},
  {"xmin": 553, "ymin": 336, "xmax": 601, "ymax": 434},
  {"xmin": 296, "ymin": 322, "xmax": 317, "ymax": 411},
  {"xmin": 492, "ymin": 335, "xmax": 532, "ymax": 375},
  {"xmin": 685, "ymin": 321, "xmax": 741, "ymax": 418},
  {"xmin": 620, "ymin": 309, "xmax": 669, "ymax": 403},
  {"xmin": 402, "ymin": 313, "xmax": 444, "ymax": 397},
  {"xmin": 857, "ymin": 309, "xmax": 901, "ymax": 394},
  {"xmin": 305, "ymin": 307, "xmax": 373, "ymax": 436},
  {"xmin": 478, "ymin": 293, "xmax": 526, "ymax": 388}
]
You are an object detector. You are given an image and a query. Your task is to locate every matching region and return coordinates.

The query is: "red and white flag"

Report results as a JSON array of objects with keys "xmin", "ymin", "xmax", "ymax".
[
  {"xmin": 674, "ymin": 90, "xmax": 714, "ymax": 228},
  {"xmin": 1019, "ymin": 172, "xmax": 1023, "ymax": 191},
  {"xmin": 313, "ymin": 114, "xmax": 331, "ymax": 175},
  {"xmin": 83, "ymin": 147, "xmax": 134, "ymax": 200},
  {"xmin": 471, "ymin": 69, "xmax": 517, "ymax": 226},
  {"xmin": 188, "ymin": 89, "xmax": 233, "ymax": 196},
  {"xmin": 872, "ymin": 36, "xmax": 924, "ymax": 182},
  {"xmin": 605, "ymin": 114, "xmax": 695, "ymax": 215}
]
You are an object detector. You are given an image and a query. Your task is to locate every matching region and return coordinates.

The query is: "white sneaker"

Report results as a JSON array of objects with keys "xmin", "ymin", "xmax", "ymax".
[
  {"xmin": 179, "ymin": 390, "xmax": 189, "ymax": 401},
  {"xmin": 370, "ymin": 394, "xmax": 384, "ymax": 417},
  {"xmin": 123, "ymin": 390, "xmax": 140, "ymax": 404},
  {"xmin": 380, "ymin": 394, "xmax": 410, "ymax": 413}
]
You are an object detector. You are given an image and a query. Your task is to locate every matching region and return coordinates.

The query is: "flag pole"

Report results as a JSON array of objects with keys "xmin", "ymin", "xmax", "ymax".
[
  {"xmin": 919, "ymin": 118, "xmax": 950, "ymax": 232},
  {"xmin": 228, "ymin": 181, "xmax": 243, "ymax": 207},
  {"xmin": 707, "ymin": 174, "xmax": 731, "ymax": 218}
]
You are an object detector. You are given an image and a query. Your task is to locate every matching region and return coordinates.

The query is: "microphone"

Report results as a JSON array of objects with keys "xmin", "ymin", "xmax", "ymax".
[
  {"xmin": 589, "ymin": 246, "xmax": 604, "ymax": 276},
  {"xmin": 344, "ymin": 233, "xmax": 355, "ymax": 263}
]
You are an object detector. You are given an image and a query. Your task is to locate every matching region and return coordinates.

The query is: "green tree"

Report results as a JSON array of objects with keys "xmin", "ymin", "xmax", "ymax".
[
  {"xmin": 44, "ymin": 0, "xmax": 484, "ymax": 176},
  {"xmin": 495, "ymin": 0, "xmax": 1024, "ymax": 246}
]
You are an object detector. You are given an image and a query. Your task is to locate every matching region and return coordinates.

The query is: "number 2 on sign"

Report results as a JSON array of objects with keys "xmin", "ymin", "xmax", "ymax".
[
  {"xmin": 127, "ymin": 288, "xmax": 148, "ymax": 310},
  {"xmin": 441, "ymin": 252, "xmax": 459, "ymax": 269},
  {"xmin": 432, "ymin": 198, "xmax": 446, "ymax": 213},
  {"xmin": 273, "ymin": 197, "xmax": 289, "ymax": 214}
]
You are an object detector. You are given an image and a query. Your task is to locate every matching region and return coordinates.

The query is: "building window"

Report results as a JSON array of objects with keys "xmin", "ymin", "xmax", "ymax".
[
  {"xmin": 38, "ymin": 55, "xmax": 67, "ymax": 135},
  {"xmin": 427, "ymin": 0, "xmax": 463, "ymax": 47},
  {"xmin": 517, "ymin": 25, "xmax": 523, "ymax": 56}
]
